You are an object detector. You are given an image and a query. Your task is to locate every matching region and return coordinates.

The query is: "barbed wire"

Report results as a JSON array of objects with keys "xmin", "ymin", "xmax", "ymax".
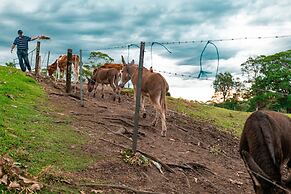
[
  {"xmin": 150, "ymin": 42, "xmax": 172, "ymax": 69},
  {"xmin": 145, "ymin": 34, "xmax": 291, "ymax": 45},
  {"xmin": 199, "ymin": 41, "xmax": 220, "ymax": 78},
  {"xmin": 80, "ymin": 34, "xmax": 291, "ymax": 51},
  {"xmin": 154, "ymin": 69, "xmax": 211, "ymax": 79}
]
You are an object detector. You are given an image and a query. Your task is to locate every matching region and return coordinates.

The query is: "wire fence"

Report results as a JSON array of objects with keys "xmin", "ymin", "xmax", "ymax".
[{"xmin": 5, "ymin": 33, "xmax": 291, "ymax": 79}]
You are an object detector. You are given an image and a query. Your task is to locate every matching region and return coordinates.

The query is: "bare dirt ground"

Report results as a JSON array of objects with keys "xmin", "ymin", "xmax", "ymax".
[{"xmin": 39, "ymin": 77, "xmax": 253, "ymax": 194}]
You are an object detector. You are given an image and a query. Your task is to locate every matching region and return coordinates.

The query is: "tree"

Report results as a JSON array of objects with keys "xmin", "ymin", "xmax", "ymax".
[
  {"xmin": 213, "ymin": 72, "xmax": 235, "ymax": 102},
  {"xmin": 89, "ymin": 51, "xmax": 114, "ymax": 65},
  {"xmin": 241, "ymin": 55, "xmax": 265, "ymax": 83},
  {"xmin": 241, "ymin": 50, "xmax": 291, "ymax": 112},
  {"xmin": 83, "ymin": 51, "xmax": 114, "ymax": 78}
]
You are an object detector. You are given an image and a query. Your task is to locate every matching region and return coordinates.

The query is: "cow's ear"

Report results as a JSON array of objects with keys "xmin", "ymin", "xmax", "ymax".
[
  {"xmin": 121, "ymin": 55, "xmax": 126, "ymax": 65},
  {"xmin": 130, "ymin": 59, "xmax": 134, "ymax": 65}
]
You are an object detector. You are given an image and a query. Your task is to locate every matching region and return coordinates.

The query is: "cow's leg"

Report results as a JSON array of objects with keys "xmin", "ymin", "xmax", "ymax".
[
  {"xmin": 152, "ymin": 105, "xmax": 159, "ymax": 128},
  {"xmin": 114, "ymin": 78, "xmax": 121, "ymax": 103},
  {"xmin": 160, "ymin": 108, "xmax": 167, "ymax": 137},
  {"xmin": 93, "ymin": 83, "xmax": 98, "ymax": 98},
  {"xmin": 150, "ymin": 95, "xmax": 160, "ymax": 127},
  {"xmin": 155, "ymin": 104, "xmax": 166, "ymax": 137},
  {"xmin": 150, "ymin": 93, "xmax": 166, "ymax": 137},
  {"xmin": 133, "ymin": 86, "xmax": 137, "ymax": 103},
  {"xmin": 101, "ymin": 84, "xmax": 104, "ymax": 98},
  {"xmin": 74, "ymin": 69, "xmax": 80, "ymax": 94},
  {"xmin": 117, "ymin": 86, "xmax": 121, "ymax": 103},
  {"xmin": 110, "ymin": 82, "xmax": 117, "ymax": 101},
  {"xmin": 141, "ymin": 95, "xmax": 147, "ymax": 118}
]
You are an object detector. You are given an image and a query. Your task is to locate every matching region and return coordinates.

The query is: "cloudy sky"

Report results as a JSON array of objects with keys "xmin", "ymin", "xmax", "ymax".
[{"xmin": 1, "ymin": 0, "xmax": 290, "ymax": 101}]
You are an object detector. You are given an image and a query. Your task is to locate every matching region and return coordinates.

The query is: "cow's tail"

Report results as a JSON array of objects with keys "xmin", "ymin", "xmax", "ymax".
[
  {"xmin": 240, "ymin": 111, "xmax": 283, "ymax": 183},
  {"xmin": 257, "ymin": 111, "xmax": 282, "ymax": 168}
]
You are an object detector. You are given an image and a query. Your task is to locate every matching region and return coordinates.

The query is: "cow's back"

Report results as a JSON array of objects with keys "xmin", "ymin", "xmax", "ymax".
[
  {"xmin": 141, "ymin": 71, "xmax": 168, "ymax": 95},
  {"xmin": 94, "ymin": 68, "xmax": 119, "ymax": 84}
]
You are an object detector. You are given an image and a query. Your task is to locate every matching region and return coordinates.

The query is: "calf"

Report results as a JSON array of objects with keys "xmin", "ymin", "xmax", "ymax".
[
  {"xmin": 239, "ymin": 110, "xmax": 291, "ymax": 194},
  {"xmin": 87, "ymin": 68, "xmax": 121, "ymax": 102}
]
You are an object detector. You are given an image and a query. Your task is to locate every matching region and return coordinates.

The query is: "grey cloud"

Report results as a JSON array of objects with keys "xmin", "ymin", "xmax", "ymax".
[{"xmin": 0, "ymin": 0, "xmax": 290, "ymax": 78}]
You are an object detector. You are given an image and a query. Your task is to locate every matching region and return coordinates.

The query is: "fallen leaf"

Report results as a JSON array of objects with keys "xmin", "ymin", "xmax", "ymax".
[
  {"xmin": 30, "ymin": 183, "xmax": 43, "ymax": 191},
  {"xmin": 0, "ymin": 175, "xmax": 8, "ymax": 185},
  {"xmin": 8, "ymin": 181, "xmax": 21, "ymax": 189},
  {"xmin": 19, "ymin": 175, "xmax": 37, "ymax": 184},
  {"xmin": 5, "ymin": 93, "xmax": 15, "ymax": 100},
  {"xmin": 152, "ymin": 161, "xmax": 163, "ymax": 174}
]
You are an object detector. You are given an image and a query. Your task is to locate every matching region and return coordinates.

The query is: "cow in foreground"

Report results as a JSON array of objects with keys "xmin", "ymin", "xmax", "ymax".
[
  {"xmin": 87, "ymin": 67, "xmax": 121, "ymax": 102},
  {"xmin": 119, "ymin": 56, "xmax": 169, "ymax": 137},
  {"xmin": 239, "ymin": 110, "xmax": 291, "ymax": 194}
]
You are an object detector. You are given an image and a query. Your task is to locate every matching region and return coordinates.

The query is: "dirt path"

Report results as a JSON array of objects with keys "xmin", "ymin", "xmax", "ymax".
[{"xmin": 40, "ymin": 78, "xmax": 253, "ymax": 194}]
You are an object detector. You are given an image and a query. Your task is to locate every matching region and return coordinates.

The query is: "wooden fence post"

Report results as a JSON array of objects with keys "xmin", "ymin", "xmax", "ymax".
[
  {"xmin": 66, "ymin": 49, "xmax": 72, "ymax": 93},
  {"xmin": 79, "ymin": 49, "xmax": 84, "ymax": 107},
  {"xmin": 35, "ymin": 41, "xmax": 41, "ymax": 75},
  {"xmin": 132, "ymin": 41, "xmax": 145, "ymax": 153},
  {"xmin": 30, "ymin": 50, "xmax": 34, "ymax": 68},
  {"xmin": 46, "ymin": 51, "xmax": 50, "ymax": 76}
]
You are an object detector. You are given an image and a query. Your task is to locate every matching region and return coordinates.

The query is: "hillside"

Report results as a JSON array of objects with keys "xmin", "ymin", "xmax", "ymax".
[{"xmin": 0, "ymin": 66, "xmax": 254, "ymax": 193}]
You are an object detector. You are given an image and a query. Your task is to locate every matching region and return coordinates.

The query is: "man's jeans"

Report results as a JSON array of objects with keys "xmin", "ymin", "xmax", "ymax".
[{"xmin": 17, "ymin": 49, "xmax": 31, "ymax": 72}]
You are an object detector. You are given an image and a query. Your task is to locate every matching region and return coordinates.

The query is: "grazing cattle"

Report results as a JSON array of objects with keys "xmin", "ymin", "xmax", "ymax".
[
  {"xmin": 48, "ymin": 54, "xmax": 80, "ymax": 82},
  {"xmin": 87, "ymin": 68, "xmax": 121, "ymax": 102},
  {"xmin": 119, "ymin": 55, "xmax": 169, "ymax": 137},
  {"xmin": 239, "ymin": 110, "xmax": 291, "ymax": 194}
]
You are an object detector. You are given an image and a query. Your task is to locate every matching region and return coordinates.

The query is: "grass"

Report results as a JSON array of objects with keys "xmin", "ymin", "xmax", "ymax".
[
  {"xmin": 0, "ymin": 66, "xmax": 96, "ymax": 193},
  {"xmin": 167, "ymin": 97, "xmax": 251, "ymax": 137}
]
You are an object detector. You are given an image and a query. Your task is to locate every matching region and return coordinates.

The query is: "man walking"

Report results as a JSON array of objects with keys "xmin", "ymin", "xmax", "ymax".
[{"xmin": 11, "ymin": 30, "xmax": 39, "ymax": 72}]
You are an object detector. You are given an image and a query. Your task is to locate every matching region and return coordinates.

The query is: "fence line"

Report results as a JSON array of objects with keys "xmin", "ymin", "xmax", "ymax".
[
  {"xmin": 79, "ymin": 34, "xmax": 291, "ymax": 52},
  {"xmin": 155, "ymin": 69, "xmax": 209, "ymax": 79}
]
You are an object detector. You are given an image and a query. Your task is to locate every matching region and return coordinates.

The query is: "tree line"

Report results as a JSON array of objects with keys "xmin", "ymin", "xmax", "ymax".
[{"xmin": 212, "ymin": 50, "xmax": 291, "ymax": 113}]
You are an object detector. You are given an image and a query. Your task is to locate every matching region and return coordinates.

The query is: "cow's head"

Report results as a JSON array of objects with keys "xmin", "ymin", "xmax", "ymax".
[
  {"xmin": 119, "ymin": 55, "xmax": 134, "ymax": 88},
  {"xmin": 48, "ymin": 60, "xmax": 57, "ymax": 77},
  {"xmin": 87, "ymin": 76, "xmax": 96, "ymax": 92}
]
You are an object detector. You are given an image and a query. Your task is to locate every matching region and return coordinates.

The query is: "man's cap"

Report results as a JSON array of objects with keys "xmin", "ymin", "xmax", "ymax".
[{"xmin": 17, "ymin": 30, "xmax": 23, "ymax": 34}]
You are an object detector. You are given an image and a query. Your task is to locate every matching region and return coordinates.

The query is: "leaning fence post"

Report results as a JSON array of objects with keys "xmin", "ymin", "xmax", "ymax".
[
  {"xmin": 35, "ymin": 41, "xmax": 41, "ymax": 75},
  {"xmin": 46, "ymin": 51, "xmax": 50, "ymax": 76},
  {"xmin": 132, "ymin": 41, "xmax": 145, "ymax": 153},
  {"xmin": 79, "ymin": 49, "xmax": 84, "ymax": 107},
  {"xmin": 66, "ymin": 49, "xmax": 73, "ymax": 93}
]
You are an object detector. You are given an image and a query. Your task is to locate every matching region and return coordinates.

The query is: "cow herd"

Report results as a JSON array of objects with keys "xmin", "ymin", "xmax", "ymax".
[{"xmin": 47, "ymin": 54, "xmax": 290, "ymax": 193}]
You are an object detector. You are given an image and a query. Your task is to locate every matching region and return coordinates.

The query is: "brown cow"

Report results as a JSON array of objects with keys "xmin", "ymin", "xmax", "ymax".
[
  {"xmin": 87, "ymin": 68, "xmax": 121, "ymax": 102},
  {"xmin": 119, "ymin": 56, "xmax": 169, "ymax": 137},
  {"xmin": 99, "ymin": 63, "xmax": 123, "ymax": 70},
  {"xmin": 239, "ymin": 110, "xmax": 291, "ymax": 194},
  {"xmin": 48, "ymin": 54, "xmax": 80, "ymax": 81}
]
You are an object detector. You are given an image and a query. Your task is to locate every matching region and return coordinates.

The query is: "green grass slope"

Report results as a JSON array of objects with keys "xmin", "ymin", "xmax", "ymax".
[
  {"xmin": 168, "ymin": 97, "xmax": 251, "ymax": 137},
  {"xmin": 0, "ymin": 66, "xmax": 95, "ymax": 192}
]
